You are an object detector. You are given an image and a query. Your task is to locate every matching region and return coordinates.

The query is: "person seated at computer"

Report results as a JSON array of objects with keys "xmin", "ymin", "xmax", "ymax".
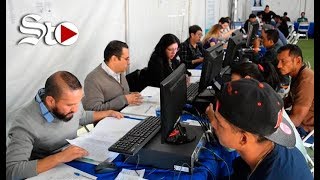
[
  {"xmin": 297, "ymin": 12, "xmax": 308, "ymax": 23},
  {"xmin": 243, "ymin": 14, "xmax": 258, "ymax": 34},
  {"xmin": 142, "ymin": 33, "xmax": 190, "ymax": 88},
  {"xmin": 6, "ymin": 71, "xmax": 124, "ymax": 180},
  {"xmin": 202, "ymin": 24, "xmax": 223, "ymax": 49},
  {"xmin": 252, "ymin": 29, "xmax": 279, "ymax": 65},
  {"xmin": 230, "ymin": 62, "xmax": 309, "ymax": 159},
  {"xmin": 82, "ymin": 40, "xmax": 142, "ymax": 112},
  {"xmin": 218, "ymin": 17, "xmax": 236, "ymax": 41},
  {"xmin": 205, "ymin": 78, "xmax": 313, "ymax": 180},
  {"xmin": 252, "ymin": 29, "xmax": 290, "ymax": 97},
  {"xmin": 180, "ymin": 25, "xmax": 205, "ymax": 69},
  {"xmin": 277, "ymin": 44, "xmax": 314, "ymax": 139},
  {"xmin": 261, "ymin": 24, "xmax": 287, "ymax": 52}
]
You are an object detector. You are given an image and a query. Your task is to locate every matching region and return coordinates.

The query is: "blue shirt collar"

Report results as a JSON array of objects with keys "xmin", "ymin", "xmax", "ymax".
[{"xmin": 35, "ymin": 88, "xmax": 54, "ymax": 123}]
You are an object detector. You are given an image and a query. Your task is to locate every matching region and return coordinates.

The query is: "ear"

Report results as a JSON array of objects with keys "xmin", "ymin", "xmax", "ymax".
[
  {"xmin": 239, "ymin": 132, "xmax": 248, "ymax": 146},
  {"xmin": 110, "ymin": 55, "xmax": 119, "ymax": 62},
  {"xmin": 45, "ymin": 96, "xmax": 55, "ymax": 108},
  {"xmin": 295, "ymin": 56, "xmax": 303, "ymax": 65}
]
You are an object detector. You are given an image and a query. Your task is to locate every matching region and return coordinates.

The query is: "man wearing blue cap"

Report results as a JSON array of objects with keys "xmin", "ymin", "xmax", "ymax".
[{"xmin": 206, "ymin": 78, "xmax": 312, "ymax": 179}]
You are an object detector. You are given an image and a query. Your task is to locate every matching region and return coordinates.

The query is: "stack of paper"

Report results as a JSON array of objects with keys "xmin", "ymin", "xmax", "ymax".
[
  {"xmin": 67, "ymin": 117, "xmax": 140, "ymax": 164},
  {"xmin": 27, "ymin": 163, "xmax": 97, "ymax": 180},
  {"xmin": 121, "ymin": 86, "xmax": 160, "ymax": 117}
]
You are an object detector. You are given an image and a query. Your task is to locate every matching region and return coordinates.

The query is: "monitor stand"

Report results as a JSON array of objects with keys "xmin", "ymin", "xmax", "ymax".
[{"xmin": 125, "ymin": 125, "xmax": 206, "ymax": 173}]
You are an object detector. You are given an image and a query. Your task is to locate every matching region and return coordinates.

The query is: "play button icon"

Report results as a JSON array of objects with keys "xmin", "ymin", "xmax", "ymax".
[{"xmin": 55, "ymin": 22, "xmax": 79, "ymax": 45}]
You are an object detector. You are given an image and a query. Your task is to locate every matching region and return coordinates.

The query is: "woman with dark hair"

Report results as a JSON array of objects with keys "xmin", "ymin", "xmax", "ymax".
[{"xmin": 144, "ymin": 33, "xmax": 183, "ymax": 87}]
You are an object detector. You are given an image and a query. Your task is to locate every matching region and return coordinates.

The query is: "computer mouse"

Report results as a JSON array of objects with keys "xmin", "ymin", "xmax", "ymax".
[{"xmin": 94, "ymin": 161, "xmax": 118, "ymax": 174}]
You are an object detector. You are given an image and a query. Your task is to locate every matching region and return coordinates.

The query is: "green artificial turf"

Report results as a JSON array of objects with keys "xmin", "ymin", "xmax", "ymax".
[{"xmin": 297, "ymin": 39, "xmax": 314, "ymax": 70}]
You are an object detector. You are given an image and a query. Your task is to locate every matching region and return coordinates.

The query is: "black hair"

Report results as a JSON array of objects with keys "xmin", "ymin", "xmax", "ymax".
[
  {"xmin": 152, "ymin": 33, "xmax": 180, "ymax": 60},
  {"xmin": 265, "ymin": 5, "xmax": 269, "ymax": 8},
  {"xmin": 219, "ymin": 17, "xmax": 229, "ymax": 24},
  {"xmin": 189, "ymin": 25, "xmax": 202, "ymax": 36},
  {"xmin": 231, "ymin": 62, "xmax": 264, "ymax": 82},
  {"xmin": 104, "ymin": 40, "xmax": 128, "ymax": 62},
  {"xmin": 265, "ymin": 29, "xmax": 279, "ymax": 44},
  {"xmin": 44, "ymin": 71, "xmax": 82, "ymax": 100},
  {"xmin": 277, "ymin": 44, "xmax": 304, "ymax": 62},
  {"xmin": 249, "ymin": 14, "xmax": 256, "ymax": 19},
  {"xmin": 231, "ymin": 61, "xmax": 280, "ymax": 91},
  {"xmin": 284, "ymin": 12, "xmax": 288, "ymax": 16},
  {"xmin": 259, "ymin": 62, "xmax": 281, "ymax": 91}
]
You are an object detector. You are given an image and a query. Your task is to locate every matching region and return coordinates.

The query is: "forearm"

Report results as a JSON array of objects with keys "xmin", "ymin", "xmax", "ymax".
[
  {"xmin": 93, "ymin": 110, "xmax": 114, "ymax": 122},
  {"xmin": 37, "ymin": 154, "xmax": 62, "ymax": 174},
  {"xmin": 289, "ymin": 106, "xmax": 309, "ymax": 127}
]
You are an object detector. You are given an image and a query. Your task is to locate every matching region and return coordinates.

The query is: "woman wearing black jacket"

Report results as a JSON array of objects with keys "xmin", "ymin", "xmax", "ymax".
[{"xmin": 144, "ymin": 33, "xmax": 183, "ymax": 87}]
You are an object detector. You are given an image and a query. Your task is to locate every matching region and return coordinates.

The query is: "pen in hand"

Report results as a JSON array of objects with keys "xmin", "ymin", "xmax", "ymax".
[{"xmin": 74, "ymin": 172, "xmax": 96, "ymax": 180}]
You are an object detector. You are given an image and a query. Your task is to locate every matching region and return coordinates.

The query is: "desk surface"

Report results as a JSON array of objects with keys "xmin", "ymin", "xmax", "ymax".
[
  {"xmin": 67, "ymin": 143, "xmax": 239, "ymax": 180},
  {"xmin": 67, "ymin": 114, "xmax": 239, "ymax": 179}
]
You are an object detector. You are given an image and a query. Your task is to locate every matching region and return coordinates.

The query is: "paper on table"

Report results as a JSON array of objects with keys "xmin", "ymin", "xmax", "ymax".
[
  {"xmin": 188, "ymin": 69, "xmax": 202, "ymax": 77},
  {"xmin": 26, "ymin": 163, "xmax": 97, "ymax": 180},
  {"xmin": 190, "ymin": 76, "xmax": 200, "ymax": 84},
  {"xmin": 121, "ymin": 103, "xmax": 159, "ymax": 117},
  {"xmin": 140, "ymin": 86, "xmax": 160, "ymax": 103},
  {"xmin": 115, "ymin": 169, "xmax": 146, "ymax": 180},
  {"xmin": 67, "ymin": 117, "xmax": 140, "ymax": 164}
]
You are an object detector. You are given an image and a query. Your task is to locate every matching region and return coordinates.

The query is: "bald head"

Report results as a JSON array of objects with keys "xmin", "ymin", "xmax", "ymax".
[{"xmin": 44, "ymin": 71, "xmax": 82, "ymax": 100}]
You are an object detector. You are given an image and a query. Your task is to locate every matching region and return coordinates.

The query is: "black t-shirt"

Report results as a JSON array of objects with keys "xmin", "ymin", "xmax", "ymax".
[{"xmin": 261, "ymin": 11, "xmax": 276, "ymax": 24}]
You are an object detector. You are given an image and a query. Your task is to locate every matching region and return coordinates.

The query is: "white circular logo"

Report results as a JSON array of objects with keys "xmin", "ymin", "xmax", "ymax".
[{"xmin": 54, "ymin": 22, "xmax": 79, "ymax": 45}]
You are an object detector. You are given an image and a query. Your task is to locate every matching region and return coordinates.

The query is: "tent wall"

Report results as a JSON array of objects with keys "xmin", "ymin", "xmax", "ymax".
[
  {"xmin": 6, "ymin": 0, "xmax": 126, "ymax": 137},
  {"xmin": 6, "ymin": 0, "xmax": 313, "ymax": 139},
  {"xmin": 236, "ymin": 0, "xmax": 314, "ymax": 22}
]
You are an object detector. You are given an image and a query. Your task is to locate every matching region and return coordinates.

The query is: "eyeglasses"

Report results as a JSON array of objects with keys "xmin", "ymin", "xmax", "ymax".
[{"xmin": 166, "ymin": 48, "xmax": 179, "ymax": 52}]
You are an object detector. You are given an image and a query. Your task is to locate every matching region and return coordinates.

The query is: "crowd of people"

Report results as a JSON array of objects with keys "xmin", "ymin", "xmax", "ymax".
[{"xmin": 6, "ymin": 4, "xmax": 314, "ymax": 180}]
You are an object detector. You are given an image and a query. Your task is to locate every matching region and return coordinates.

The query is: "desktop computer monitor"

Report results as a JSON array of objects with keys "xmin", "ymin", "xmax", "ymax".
[
  {"xmin": 160, "ymin": 64, "xmax": 187, "ymax": 144},
  {"xmin": 206, "ymin": 42, "xmax": 224, "ymax": 59},
  {"xmin": 223, "ymin": 34, "xmax": 244, "ymax": 68},
  {"xmin": 246, "ymin": 22, "xmax": 259, "ymax": 47},
  {"xmin": 198, "ymin": 49, "xmax": 224, "ymax": 93}
]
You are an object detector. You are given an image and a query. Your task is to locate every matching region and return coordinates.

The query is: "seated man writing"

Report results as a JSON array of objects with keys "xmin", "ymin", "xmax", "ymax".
[{"xmin": 6, "ymin": 71, "xmax": 123, "ymax": 180}]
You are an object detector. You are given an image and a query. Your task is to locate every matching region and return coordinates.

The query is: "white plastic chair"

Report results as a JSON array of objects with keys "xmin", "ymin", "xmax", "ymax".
[
  {"xmin": 291, "ymin": 33, "xmax": 301, "ymax": 45},
  {"xmin": 302, "ymin": 130, "xmax": 314, "ymax": 176},
  {"xmin": 297, "ymin": 22, "xmax": 309, "ymax": 40}
]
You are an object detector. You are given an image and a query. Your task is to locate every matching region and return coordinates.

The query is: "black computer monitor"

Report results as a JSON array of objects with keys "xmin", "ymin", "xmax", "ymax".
[
  {"xmin": 160, "ymin": 64, "xmax": 187, "ymax": 144},
  {"xmin": 246, "ymin": 22, "xmax": 259, "ymax": 47},
  {"xmin": 198, "ymin": 49, "xmax": 224, "ymax": 93},
  {"xmin": 223, "ymin": 34, "xmax": 243, "ymax": 68},
  {"xmin": 206, "ymin": 42, "xmax": 224, "ymax": 59}
]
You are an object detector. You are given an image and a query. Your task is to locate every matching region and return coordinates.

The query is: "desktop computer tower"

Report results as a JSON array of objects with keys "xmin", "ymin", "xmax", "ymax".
[{"xmin": 125, "ymin": 125, "xmax": 206, "ymax": 173}]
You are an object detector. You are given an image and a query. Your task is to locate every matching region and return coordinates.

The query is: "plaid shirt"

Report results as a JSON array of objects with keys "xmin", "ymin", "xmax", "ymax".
[{"xmin": 179, "ymin": 38, "xmax": 205, "ymax": 69}]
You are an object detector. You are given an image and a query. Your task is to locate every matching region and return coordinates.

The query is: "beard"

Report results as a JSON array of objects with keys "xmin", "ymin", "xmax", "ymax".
[{"xmin": 52, "ymin": 106, "xmax": 74, "ymax": 122}]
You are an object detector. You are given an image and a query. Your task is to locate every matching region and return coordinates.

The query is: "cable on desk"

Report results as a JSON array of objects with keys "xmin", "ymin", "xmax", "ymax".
[
  {"xmin": 174, "ymin": 162, "xmax": 193, "ymax": 180},
  {"xmin": 194, "ymin": 161, "xmax": 216, "ymax": 180},
  {"xmin": 201, "ymin": 146, "xmax": 231, "ymax": 180}
]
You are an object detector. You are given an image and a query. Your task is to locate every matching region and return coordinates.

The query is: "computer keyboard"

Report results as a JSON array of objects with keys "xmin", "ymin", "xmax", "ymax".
[
  {"xmin": 187, "ymin": 83, "xmax": 199, "ymax": 103},
  {"xmin": 108, "ymin": 116, "xmax": 161, "ymax": 156}
]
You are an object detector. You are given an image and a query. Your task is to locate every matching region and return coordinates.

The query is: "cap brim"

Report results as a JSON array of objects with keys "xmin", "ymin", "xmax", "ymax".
[{"xmin": 264, "ymin": 115, "xmax": 296, "ymax": 148}]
